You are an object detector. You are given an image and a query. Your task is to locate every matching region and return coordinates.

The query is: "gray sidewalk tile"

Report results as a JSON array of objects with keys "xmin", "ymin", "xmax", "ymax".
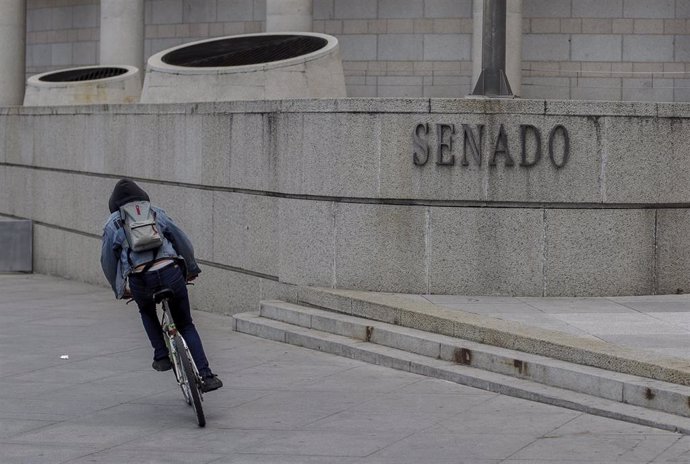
[
  {"xmin": 509, "ymin": 433, "xmax": 680, "ymax": 462},
  {"xmin": 481, "ymin": 312, "xmax": 601, "ymax": 338},
  {"xmin": 436, "ymin": 302, "xmax": 547, "ymax": 314},
  {"xmin": 649, "ymin": 348, "xmax": 690, "ymax": 359},
  {"xmin": 212, "ymin": 456, "xmax": 360, "ymax": 464},
  {"xmin": 0, "ymin": 443, "xmax": 101, "ymax": 464},
  {"xmin": 0, "ymin": 379, "xmax": 74, "ymax": 399},
  {"xmin": 423, "ymin": 295, "xmax": 523, "ymax": 305},
  {"xmin": 347, "ymin": 391, "xmax": 488, "ymax": 414},
  {"xmin": 548, "ymin": 313, "xmax": 689, "ymax": 336},
  {"xmin": 650, "ymin": 436, "xmax": 690, "ymax": 463},
  {"xmin": 621, "ymin": 301, "xmax": 690, "ymax": 313},
  {"xmin": 0, "ymin": 418, "xmax": 56, "ymax": 439},
  {"xmin": 603, "ymin": 334, "xmax": 690, "ymax": 349},
  {"xmin": 467, "ymin": 394, "xmax": 580, "ymax": 416},
  {"xmin": 436, "ymin": 408, "xmax": 580, "ymax": 436},
  {"xmin": 303, "ymin": 409, "xmax": 450, "ymax": 432},
  {"xmin": 394, "ymin": 378, "xmax": 496, "ymax": 395},
  {"xmin": 236, "ymin": 429, "xmax": 411, "ymax": 458},
  {"xmin": 608, "ymin": 295, "xmax": 690, "ymax": 303},
  {"xmin": 10, "ymin": 365, "xmax": 123, "ymax": 385},
  {"xmin": 115, "ymin": 427, "xmax": 272, "ymax": 454},
  {"xmin": 367, "ymin": 428, "xmax": 538, "ymax": 461},
  {"xmin": 646, "ymin": 313, "xmax": 690, "ymax": 324},
  {"xmin": 518, "ymin": 297, "xmax": 635, "ymax": 314},
  {"xmin": 218, "ymin": 361, "xmax": 357, "ymax": 390},
  {"xmin": 66, "ymin": 449, "xmax": 225, "ymax": 464},
  {"xmin": 299, "ymin": 364, "xmax": 421, "ymax": 392},
  {"xmin": 549, "ymin": 414, "xmax": 678, "ymax": 436}
]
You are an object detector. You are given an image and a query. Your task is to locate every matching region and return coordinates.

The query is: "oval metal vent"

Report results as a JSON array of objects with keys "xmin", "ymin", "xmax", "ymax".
[
  {"xmin": 25, "ymin": 65, "xmax": 141, "ymax": 106},
  {"xmin": 161, "ymin": 35, "xmax": 329, "ymax": 67},
  {"xmin": 38, "ymin": 67, "xmax": 128, "ymax": 83},
  {"xmin": 142, "ymin": 33, "xmax": 346, "ymax": 103}
]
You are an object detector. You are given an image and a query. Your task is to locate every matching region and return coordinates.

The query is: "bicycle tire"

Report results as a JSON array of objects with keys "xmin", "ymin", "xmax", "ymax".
[
  {"xmin": 174, "ymin": 333, "xmax": 205, "ymax": 427},
  {"xmin": 170, "ymin": 349, "xmax": 192, "ymax": 406}
]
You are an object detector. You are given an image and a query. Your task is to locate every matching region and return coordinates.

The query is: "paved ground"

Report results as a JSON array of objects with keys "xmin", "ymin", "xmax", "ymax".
[
  {"xmin": 406, "ymin": 293, "xmax": 690, "ymax": 360},
  {"xmin": 3, "ymin": 274, "xmax": 690, "ymax": 463}
]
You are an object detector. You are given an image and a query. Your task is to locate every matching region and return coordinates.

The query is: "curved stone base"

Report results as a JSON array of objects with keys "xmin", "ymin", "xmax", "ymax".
[
  {"xmin": 141, "ymin": 33, "xmax": 346, "ymax": 103},
  {"xmin": 24, "ymin": 66, "xmax": 141, "ymax": 106}
]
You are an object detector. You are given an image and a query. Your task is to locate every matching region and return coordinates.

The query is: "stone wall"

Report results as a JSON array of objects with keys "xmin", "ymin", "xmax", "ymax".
[
  {"xmin": 25, "ymin": 0, "xmax": 265, "ymax": 79},
  {"xmin": 24, "ymin": 0, "xmax": 690, "ymax": 102},
  {"xmin": 522, "ymin": 0, "xmax": 690, "ymax": 102},
  {"xmin": 1, "ymin": 99, "xmax": 690, "ymax": 315}
]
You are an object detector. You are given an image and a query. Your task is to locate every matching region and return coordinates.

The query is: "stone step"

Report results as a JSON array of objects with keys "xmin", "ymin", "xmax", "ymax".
[
  {"xmin": 233, "ymin": 300, "xmax": 690, "ymax": 431},
  {"xmin": 233, "ymin": 310, "xmax": 690, "ymax": 434},
  {"xmin": 257, "ymin": 300, "xmax": 690, "ymax": 418},
  {"xmin": 294, "ymin": 287, "xmax": 690, "ymax": 386}
]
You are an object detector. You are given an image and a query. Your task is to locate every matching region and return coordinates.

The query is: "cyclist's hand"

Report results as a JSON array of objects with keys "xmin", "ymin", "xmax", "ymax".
[
  {"xmin": 122, "ymin": 288, "xmax": 132, "ymax": 299},
  {"xmin": 187, "ymin": 274, "xmax": 198, "ymax": 283}
]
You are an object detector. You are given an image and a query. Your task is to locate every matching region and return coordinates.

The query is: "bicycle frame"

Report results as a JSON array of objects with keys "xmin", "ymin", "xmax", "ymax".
[
  {"xmin": 159, "ymin": 299, "xmax": 203, "ymax": 393},
  {"xmin": 129, "ymin": 285, "xmax": 206, "ymax": 427}
]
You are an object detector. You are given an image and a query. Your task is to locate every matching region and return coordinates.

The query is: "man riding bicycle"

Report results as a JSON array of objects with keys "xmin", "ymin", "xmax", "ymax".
[{"xmin": 100, "ymin": 178, "xmax": 222, "ymax": 393}]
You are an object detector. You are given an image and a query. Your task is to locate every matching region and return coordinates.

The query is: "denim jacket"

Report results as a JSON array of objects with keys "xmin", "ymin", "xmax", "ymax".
[{"xmin": 100, "ymin": 206, "xmax": 202, "ymax": 299}]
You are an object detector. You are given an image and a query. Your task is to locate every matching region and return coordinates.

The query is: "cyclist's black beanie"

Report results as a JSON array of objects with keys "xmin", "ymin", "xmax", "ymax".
[{"xmin": 108, "ymin": 178, "xmax": 150, "ymax": 213}]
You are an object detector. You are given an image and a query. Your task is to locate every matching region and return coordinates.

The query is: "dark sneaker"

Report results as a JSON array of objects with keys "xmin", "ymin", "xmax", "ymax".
[
  {"xmin": 201, "ymin": 374, "xmax": 223, "ymax": 392},
  {"xmin": 152, "ymin": 358, "xmax": 172, "ymax": 372}
]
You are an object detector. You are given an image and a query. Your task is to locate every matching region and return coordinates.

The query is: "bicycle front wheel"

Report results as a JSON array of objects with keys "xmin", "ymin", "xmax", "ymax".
[{"xmin": 174, "ymin": 333, "xmax": 206, "ymax": 427}]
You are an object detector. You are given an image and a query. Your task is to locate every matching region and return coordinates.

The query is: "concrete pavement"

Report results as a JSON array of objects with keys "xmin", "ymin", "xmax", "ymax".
[
  {"xmin": 3, "ymin": 274, "xmax": 690, "ymax": 463},
  {"xmin": 411, "ymin": 293, "xmax": 690, "ymax": 361}
]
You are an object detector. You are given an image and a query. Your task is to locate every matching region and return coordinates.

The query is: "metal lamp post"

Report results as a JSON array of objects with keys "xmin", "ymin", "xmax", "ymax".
[{"xmin": 471, "ymin": 0, "xmax": 513, "ymax": 97}]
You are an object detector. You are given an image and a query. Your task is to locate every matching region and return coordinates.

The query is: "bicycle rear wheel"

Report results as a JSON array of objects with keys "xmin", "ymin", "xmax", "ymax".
[{"xmin": 174, "ymin": 333, "xmax": 205, "ymax": 427}]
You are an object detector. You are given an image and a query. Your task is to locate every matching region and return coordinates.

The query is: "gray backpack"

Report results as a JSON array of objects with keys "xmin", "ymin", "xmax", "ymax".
[{"xmin": 119, "ymin": 201, "xmax": 163, "ymax": 252}]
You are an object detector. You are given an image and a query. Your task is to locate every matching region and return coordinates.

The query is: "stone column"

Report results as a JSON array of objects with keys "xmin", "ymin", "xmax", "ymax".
[
  {"xmin": 506, "ymin": 0, "xmax": 522, "ymax": 96},
  {"xmin": 0, "ymin": 0, "xmax": 26, "ymax": 106},
  {"xmin": 472, "ymin": 0, "xmax": 522, "ymax": 97},
  {"xmin": 266, "ymin": 0, "xmax": 313, "ymax": 32},
  {"xmin": 100, "ymin": 0, "xmax": 144, "ymax": 73}
]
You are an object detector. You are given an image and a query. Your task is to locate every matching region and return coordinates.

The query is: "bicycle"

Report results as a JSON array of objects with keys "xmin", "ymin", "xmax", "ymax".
[{"xmin": 153, "ymin": 287, "xmax": 206, "ymax": 427}]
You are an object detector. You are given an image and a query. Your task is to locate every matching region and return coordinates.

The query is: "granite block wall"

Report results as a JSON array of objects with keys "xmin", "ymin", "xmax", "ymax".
[
  {"xmin": 522, "ymin": 0, "xmax": 690, "ymax": 102},
  {"xmin": 1, "ymin": 99, "xmax": 689, "ymax": 310}
]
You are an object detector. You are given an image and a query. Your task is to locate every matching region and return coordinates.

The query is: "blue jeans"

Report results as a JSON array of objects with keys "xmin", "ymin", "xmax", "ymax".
[{"xmin": 128, "ymin": 263, "xmax": 212, "ymax": 378}]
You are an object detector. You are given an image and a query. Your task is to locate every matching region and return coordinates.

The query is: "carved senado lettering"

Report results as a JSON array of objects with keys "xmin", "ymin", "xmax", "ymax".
[{"xmin": 412, "ymin": 123, "xmax": 571, "ymax": 169}]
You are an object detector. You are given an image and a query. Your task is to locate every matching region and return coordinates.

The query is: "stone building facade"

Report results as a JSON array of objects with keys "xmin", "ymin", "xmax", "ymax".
[{"xmin": 19, "ymin": 0, "xmax": 690, "ymax": 102}]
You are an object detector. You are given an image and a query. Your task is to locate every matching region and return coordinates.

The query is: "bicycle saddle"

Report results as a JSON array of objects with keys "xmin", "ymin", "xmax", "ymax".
[{"xmin": 153, "ymin": 288, "xmax": 174, "ymax": 303}]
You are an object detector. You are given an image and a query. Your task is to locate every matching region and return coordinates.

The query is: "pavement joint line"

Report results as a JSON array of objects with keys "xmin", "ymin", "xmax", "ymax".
[{"xmin": 292, "ymin": 286, "xmax": 690, "ymax": 386}]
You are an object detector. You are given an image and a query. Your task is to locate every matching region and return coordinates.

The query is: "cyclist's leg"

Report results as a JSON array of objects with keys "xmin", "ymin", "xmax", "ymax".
[
  {"xmin": 161, "ymin": 265, "xmax": 212, "ymax": 377},
  {"xmin": 129, "ymin": 274, "xmax": 169, "ymax": 362}
]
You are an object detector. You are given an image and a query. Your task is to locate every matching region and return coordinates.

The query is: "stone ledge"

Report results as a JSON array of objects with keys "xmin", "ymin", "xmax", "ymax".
[{"xmin": 3, "ymin": 98, "xmax": 686, "ymax": 118}]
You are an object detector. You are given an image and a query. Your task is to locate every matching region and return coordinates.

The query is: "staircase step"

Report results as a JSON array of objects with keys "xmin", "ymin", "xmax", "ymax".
[
  {"xmin": 294, "ymin": 287, "xmax": 690, "ymax": 387},
  {"xmin": 233, "ymin": 310, "xmax": 690, "ymax": 434},
  {"xmin": 258, "ymin": 300, "xmax": 690, "ymax": 417}
]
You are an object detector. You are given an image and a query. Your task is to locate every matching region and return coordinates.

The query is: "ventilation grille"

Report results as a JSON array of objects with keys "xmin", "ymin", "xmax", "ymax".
[
  {"xmin": 162, "ymin": 35, "xmax": 329, "ymax": 67},
  {"xmin": 38, "ymin": 67, "xmax": 128, "ymax": 82}
]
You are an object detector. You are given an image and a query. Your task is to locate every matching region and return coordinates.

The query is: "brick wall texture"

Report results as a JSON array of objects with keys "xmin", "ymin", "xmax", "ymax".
[{"xmin": 25, "ymin": 0, "xmax": 690, "ymax": 102}]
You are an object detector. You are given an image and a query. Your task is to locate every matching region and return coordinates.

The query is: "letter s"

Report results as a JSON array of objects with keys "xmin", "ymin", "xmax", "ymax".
[{"xmin": 413, "ymin": 123, "xmax": 430, "ymax": 166}]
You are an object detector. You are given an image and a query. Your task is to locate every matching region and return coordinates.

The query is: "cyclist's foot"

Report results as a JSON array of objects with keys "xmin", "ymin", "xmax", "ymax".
[
  {"xmin": 201, "ymin": 374, "xmax": 223, "ymax": 392},
  {"xmin": 152, "ymin": 358, "xmax": 172, "ymax": 372}
]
